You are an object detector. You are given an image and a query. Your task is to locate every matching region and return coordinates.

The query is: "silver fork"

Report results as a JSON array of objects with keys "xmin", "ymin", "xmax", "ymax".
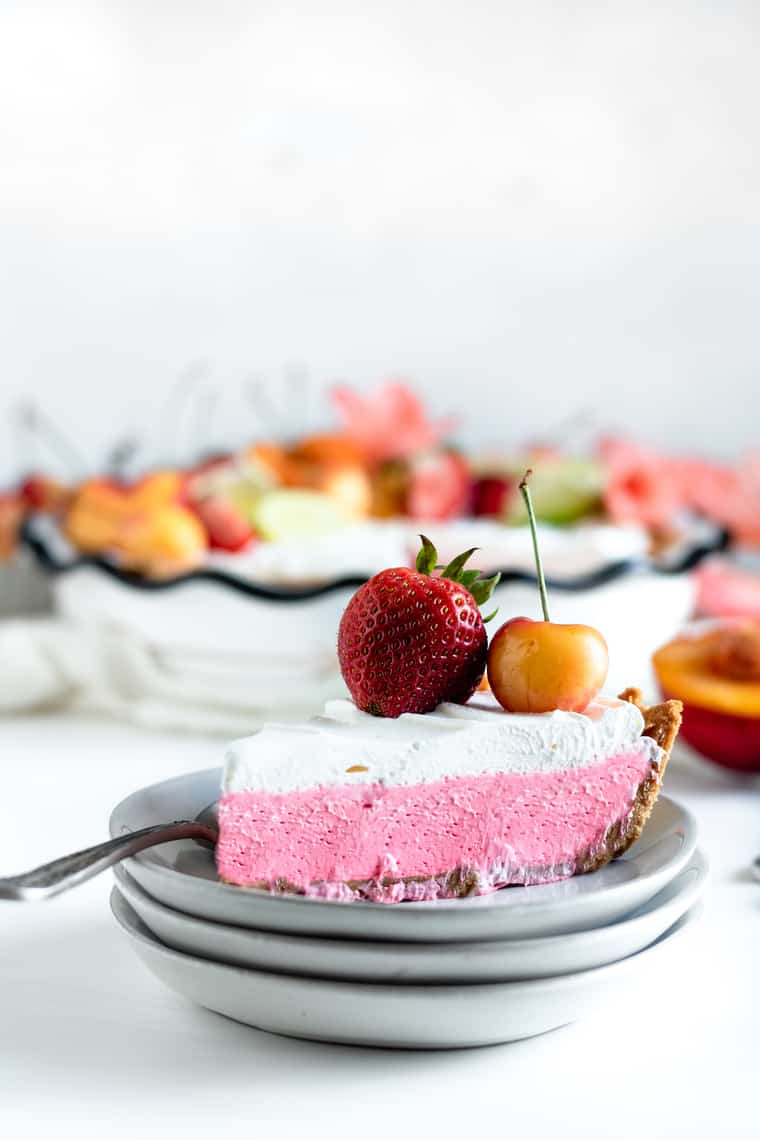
[{"xmin": 0, "ymin": 806, "xmax": 218, "ymax": 901}]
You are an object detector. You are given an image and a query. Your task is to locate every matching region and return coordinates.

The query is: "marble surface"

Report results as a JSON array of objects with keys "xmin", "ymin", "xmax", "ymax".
[{"xmin": 0, "ymin": 712, "xmax": 757, "ymax": 1138}]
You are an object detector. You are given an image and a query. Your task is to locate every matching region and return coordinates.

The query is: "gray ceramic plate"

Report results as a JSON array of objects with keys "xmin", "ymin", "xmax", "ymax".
[
  {"xmin": 111, "ymin": 769, "xmax": 698, "ymax": 943},
  {"xmin": 110, "ymin": 889, "xmax": 703, "ymax": 1049},
  {"xmin": 113, "ymin": 849, "xmax": 707, "ymax": 983}
]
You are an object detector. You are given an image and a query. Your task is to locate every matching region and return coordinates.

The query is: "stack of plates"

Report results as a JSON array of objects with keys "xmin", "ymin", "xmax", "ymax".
[{"xmin": 110, "ymin": 769, "xmax": 706, "ymax": 1049}]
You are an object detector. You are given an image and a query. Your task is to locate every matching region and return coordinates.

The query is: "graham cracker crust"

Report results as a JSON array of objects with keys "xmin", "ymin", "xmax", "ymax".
[{"xmin": 579, "ymin": 687, "xmax": 684, "ymax": 873}]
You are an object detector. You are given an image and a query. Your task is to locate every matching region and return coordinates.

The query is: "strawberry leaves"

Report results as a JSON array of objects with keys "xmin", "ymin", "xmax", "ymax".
[
  {"xmin": 416, "ymin": 535, "xmax": 501, "ymax": 621},
  {"xmin": 440, "ymin": 548, "xmax": 479, "ymax": 581},
  {"xmin": 415, "ymin": 534, "xmax": 439, "ymax": 575}
]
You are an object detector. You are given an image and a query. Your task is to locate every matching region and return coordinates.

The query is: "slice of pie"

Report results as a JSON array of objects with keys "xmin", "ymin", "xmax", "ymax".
[{"xmin": 215, "ymin": 688, "xmax": 682, "ymax": 902}]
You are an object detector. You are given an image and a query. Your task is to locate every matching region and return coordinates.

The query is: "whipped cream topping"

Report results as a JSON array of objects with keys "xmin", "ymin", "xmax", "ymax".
[{"xmin": 222, "ymin": 692, "xmax": 662, "ymax": 796}]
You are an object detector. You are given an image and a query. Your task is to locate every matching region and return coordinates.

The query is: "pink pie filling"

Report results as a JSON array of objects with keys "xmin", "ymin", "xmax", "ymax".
[{"xmin": 216, "ymin": 749, "xmax": 656, "ymax": 900}]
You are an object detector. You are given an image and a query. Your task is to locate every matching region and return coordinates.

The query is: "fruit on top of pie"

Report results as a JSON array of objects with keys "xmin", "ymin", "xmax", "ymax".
[
  {"xmin": 252, "ymin": 489, "xmax": 354, "ymax": 542},
  {"xmin": 192, "ymin": 495, "xmax": 256, "ymax": 553},
  {"xmin": 246, "ymin": 439, "xmax": 372, "ymax": 519},
  {"xmin": 470, "ymin": 475, "xmax": 515, "ymax": 518},
  {"xmin": 488, "ymin": 616, "xmax": 610, "ymax": 714},
  {"xmin": 652, "ymin": 621, "xmax": 760, "ymax": 771},
  {"xmin": 128, "ymin": 471, "xmax": 183, "ymax": 508},
  {"xmin": 216, "ymin": 687, "xmax": 678, "ymax": 900},
  {"xmin": 338, "ymin": 535, "xmax": 500, "ymax": 717},
  {"xmin": 0, "ymin": 492, "xmax": 24, "ymax": 559},
  {"xmin": 471, "ymin": 458, "xmax": 604, "ymax": 525},
  {"xmin": 487, "ymin": 471, "xmax": 609, "ymax": 713},
  {"xmin": 64, "ymin": 479, "xmax": 136, "ymax": 551},
  {"xmin": 290, "ymin": 433, "xmax": 367, "ymax": 469},
  {"xmin": 407, "ymin": 451, "xmax": 471, "ymax": 521},
  {"xmin": 19, "ymin": 474, "xmax": 71, "ymax": 513},
  {"xmin": 505, "ymin": 459, "xmax": 604, "ymax": 526},
  {"xmin": 64, "ymin": 474, "xmax": 207, "ymax": 574},
  {"xmin": 115, "ymin": 504, "xmax": 207, "ymax": 577},
  {"xmin": 332, "ymin": 380, "xmax": 457, "ymax": 465}
]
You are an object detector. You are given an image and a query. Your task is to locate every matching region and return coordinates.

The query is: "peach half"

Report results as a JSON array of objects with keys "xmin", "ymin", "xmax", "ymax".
[{"xmin": 652, "ymin": 622, "xmax": 760, "ymax": 772}]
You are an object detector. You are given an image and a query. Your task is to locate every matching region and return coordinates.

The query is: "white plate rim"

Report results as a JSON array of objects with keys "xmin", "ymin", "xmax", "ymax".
[
  {"xmin": 111, "ymin": 886, "xmax": 703, "ymax": 996},
  {"xmin": 112, "ymin": 848, "xmax": 708, "ymax": 983}
]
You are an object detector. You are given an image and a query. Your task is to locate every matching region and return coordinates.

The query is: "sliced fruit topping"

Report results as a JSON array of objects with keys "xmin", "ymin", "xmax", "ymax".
[
  {"xmin": 407, "ymin": 451, "xmax": 471, "ymax": 521},
  {"xmin": 19, "ymin": 474, "xmax": 71, "ymax": 513},
  {"xmin": 251, "ymin": 489, "xmax": 352, "ymax": 542},
  {"xmin": 470, "ymin": 475, "xmax": 514, "ymax": 518},
  {"xmin": 63, "ymin": 474, "xmax": 207, "ymax": 575},
  {"xmin": 192, "ymin": 496, "xmax": 256, "ymax": 553},
  {"xmin": 487, "ymin": 471, "xmax": 609, "ymax": 713},
  {"xmin": 0, "ymin": 492, "xmax": 24, "ymax": 559},
  {"xmin": 502, "ymin": 458, "xmax": 604, "ymax": 525},
  {"xmin": 338, "ymin": 535, "xmax": 500, "ymax": 717},
  {"xmin": 116, "ymin": 505, "xmax": 207, "ymax": 577},
  {"xmin": 332, "ymin": 380, "xmax": 457, "ymax": 464}
]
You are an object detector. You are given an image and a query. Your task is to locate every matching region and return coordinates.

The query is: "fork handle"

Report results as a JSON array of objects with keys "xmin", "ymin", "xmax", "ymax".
[{"xmin": 0, "ymin": 821, "xmax": 217, "ymax": 901}]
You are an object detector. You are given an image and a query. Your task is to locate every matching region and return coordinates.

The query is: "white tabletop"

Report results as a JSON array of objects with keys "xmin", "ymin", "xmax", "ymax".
[{"xmin": 1, "ymin": 713, "xmax": 757, "ymax": 1138}]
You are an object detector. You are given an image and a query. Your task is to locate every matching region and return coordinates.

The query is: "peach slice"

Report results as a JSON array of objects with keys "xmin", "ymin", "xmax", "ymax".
[{"xmin": 653, "ymin": 624, "xmax": 760, "ymax": 771}]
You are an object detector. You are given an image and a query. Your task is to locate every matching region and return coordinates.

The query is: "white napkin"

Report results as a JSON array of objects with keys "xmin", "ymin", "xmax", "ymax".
[{"xmin": 0, "ymin": 617, "xmax": 344, "ymax": 735}]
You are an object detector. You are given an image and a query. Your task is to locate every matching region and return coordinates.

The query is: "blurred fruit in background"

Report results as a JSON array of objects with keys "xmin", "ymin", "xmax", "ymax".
[
  {"xmin": 601, "ymin": 437, "xmax": 760, "ymax": 545},
  {"xmin": 331, "ymin": 380, "xmax": 457, "ymax": 465},
  {"xmin": 0, "ymin": 492, "xmax": 24, "ymax": 560},
  {"xmin": 470, "ymin": 457, "xmax": 605, "ymax": 525},
  {"xmin": 64, "ymin": 473, "xmax": 208, "ymax": 576},
  {"xmin": 2, "ymin": 380, "xmax": 759, "ymax": 586},
  {"xmin": 191, "ymin": 496, "xmax": 256, "ymax": 553},
  {"xmin": 694, "ymin": 561, "xmax": 760, "ymax": 621}
]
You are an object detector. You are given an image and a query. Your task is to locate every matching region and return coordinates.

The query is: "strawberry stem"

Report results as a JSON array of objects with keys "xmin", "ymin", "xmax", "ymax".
[{"xmin": 519, "ymin": 470, "xmax": 550, "ymax": 622}]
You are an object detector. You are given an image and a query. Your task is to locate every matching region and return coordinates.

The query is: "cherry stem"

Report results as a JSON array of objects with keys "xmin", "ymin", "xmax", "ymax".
[{"xmin": 519, "ymin": 469, "xmax": 550, "ymax": 622}]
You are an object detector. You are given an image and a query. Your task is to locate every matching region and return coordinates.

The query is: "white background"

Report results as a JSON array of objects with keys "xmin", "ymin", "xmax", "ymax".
[{"xmin": 1, "ymin": 1, "xmax": 759, "ymax": 482}]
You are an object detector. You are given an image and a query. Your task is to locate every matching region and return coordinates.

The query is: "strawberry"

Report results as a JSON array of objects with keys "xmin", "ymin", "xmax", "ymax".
[
  {"xmin": 338, "ymin": 536, "xmax": 500, "ymax": 717},
  {"xmin": 192, "ymin": 495, "xmax": 256, "ymax": 552}
]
